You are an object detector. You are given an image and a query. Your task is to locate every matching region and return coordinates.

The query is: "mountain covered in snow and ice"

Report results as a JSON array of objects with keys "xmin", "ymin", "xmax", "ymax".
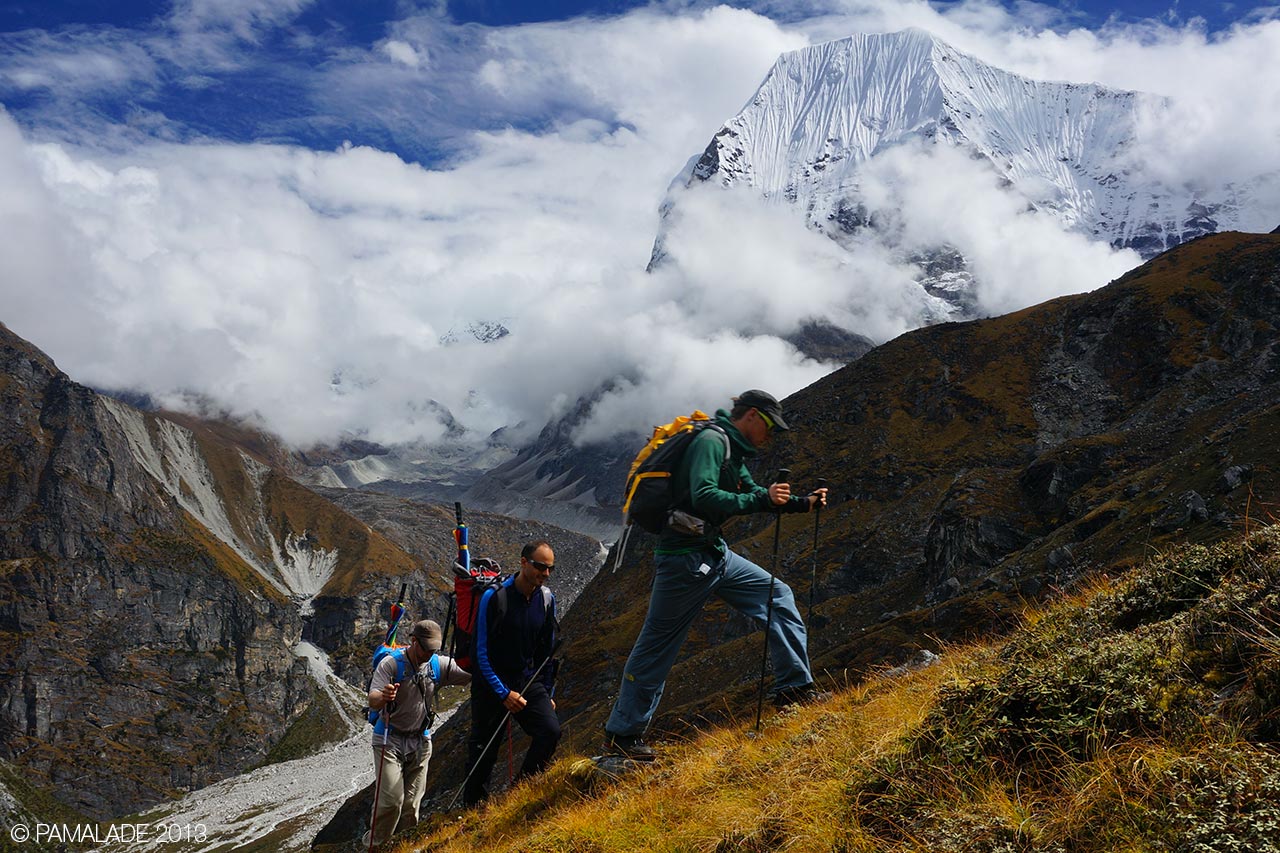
[{"xmin": 653, "ymin": 28, "xmax": 1262, "ymax": 315}]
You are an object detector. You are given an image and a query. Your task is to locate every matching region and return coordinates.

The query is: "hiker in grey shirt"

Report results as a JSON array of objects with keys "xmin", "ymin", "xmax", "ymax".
[{"xmin": 366, "ymin": 620, "xmax": 470, "ymax": 848}]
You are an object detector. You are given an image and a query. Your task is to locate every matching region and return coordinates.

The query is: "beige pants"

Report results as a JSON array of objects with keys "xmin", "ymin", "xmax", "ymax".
[{"xmin": 367, "ymin": 739, "xmax": 432, "ymax": 846}]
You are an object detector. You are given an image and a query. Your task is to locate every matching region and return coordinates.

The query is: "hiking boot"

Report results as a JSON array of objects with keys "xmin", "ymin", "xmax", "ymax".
[
  {"xmin": 773, "ymin": 683, "xmax": 832, "ymax": 708},
  {"xmin": 602, "ymin": 732, "xmax": 657, "ymax": 762}
]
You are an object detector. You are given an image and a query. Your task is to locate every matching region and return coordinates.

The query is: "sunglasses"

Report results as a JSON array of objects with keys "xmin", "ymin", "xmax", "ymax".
[
  {"xmin": 756, "ymin": 409, "xmax": 776, "ymax": 433},
  {"xmin": 527, "ymin": 559, "xmax": 555, "ymax": 573}
]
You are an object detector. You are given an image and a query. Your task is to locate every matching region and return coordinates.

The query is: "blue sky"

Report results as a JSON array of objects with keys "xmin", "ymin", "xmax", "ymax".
[
  {"xmin": 432, "ymin": 0, "xmax": 1273, "ymax": 29},
  {"xmin": 1, "ymin": 0, "xmax": 1274, "ymax": 164},
  {"xmin": 0, "ymin": 1, "xmax": 1266, "ymax": 29},
  {"xmin": 1, "ymin": 0, "xmax": 1278, "ymax": 446}
]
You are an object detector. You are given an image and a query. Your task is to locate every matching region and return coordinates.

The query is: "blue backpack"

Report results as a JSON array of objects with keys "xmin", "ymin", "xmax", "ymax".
[{"xmin": 364, "ymin": 646, "xmax": 441, "ymax": 737}]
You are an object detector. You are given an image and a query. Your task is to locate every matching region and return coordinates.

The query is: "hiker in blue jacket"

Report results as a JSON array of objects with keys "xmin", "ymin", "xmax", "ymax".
[
  {"xmin": 603, "ymin": 390, "xmax": 828, "ymax": 761},
  {"xmin": 462, "ymin": 540, "xmax": 560, "ymax": 806}
]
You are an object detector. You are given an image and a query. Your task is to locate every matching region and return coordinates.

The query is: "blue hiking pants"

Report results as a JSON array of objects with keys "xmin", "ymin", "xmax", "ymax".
[{"xmin": 605, "ymin": 546, "xmax": 812, "ymax": 738}]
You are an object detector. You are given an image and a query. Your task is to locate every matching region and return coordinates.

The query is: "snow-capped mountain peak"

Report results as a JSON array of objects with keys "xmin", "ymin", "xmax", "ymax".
[{"xmin": 676, "ymin": 28, "xmax": 1248, "ymax": 263}]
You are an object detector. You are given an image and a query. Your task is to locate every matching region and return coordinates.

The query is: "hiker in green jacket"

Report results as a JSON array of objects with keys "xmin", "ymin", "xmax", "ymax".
[{"xmin": 603, "ymin": 390, "xmax": 827, "ymax": 760}]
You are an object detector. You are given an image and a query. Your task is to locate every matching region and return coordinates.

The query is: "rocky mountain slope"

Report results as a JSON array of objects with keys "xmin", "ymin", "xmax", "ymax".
[
  {"xmin": 0, "ymin": 322, "xmax": 602, "ymax": 826},
  {"xmin": 460, "ymin": 386, "xmax": 635, "ymax": 541},
  {"xmin": 405, "ymin": 231, "xmax": 1278, "ymax": 799},
  {"xmin": 289, "ymin": 434, "xmax": 519, "ymax": 507},
  {"xmin": 1, "ymin": 322, "xmax": 326, "ymax": 819}
]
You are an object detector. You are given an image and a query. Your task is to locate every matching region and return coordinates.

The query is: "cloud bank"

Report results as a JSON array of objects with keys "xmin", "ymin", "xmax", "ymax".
[{"xmin": 1, "ymin": 1, "xmax": 1278, "ymax": 450}]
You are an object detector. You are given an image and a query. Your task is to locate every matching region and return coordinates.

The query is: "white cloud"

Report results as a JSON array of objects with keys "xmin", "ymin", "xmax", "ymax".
[
  {"xmin": 380, "ymin": 39, "xmax": 426, "ymax": 68},
  {"xmin": 572, "ymin": 329, "xmax": 835, "ymax": 446},
  {"xmin": 0, "ymin": 30, "xmax": 159, "ymax": 97},
  {"xmin": 0, "ymin": 110, "xmax": 103, "ymax": 352},
  {"xmin": 657, "ymin": 182, "xmax": 934, "ymax": 341},
  {"xmin": 854, "ymin": 141, "xmax": 1142, "ymax": 315},
  {"xmin": 167, "ymin": 0, "xmax": 315, "ymax": 43},
  {"xmin": 2, "ymin": 1, "xmax": 1278, "ymax": 451}
]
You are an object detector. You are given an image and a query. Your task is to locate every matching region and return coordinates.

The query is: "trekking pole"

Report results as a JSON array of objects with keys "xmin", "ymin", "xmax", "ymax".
[
  {"xmin": 449, "ymin": 637, "xmax": 564, "ymax": 810},
  {"xmin": 807, "ymin": 478, "xmax": 827, "ymax": 624},
  {"xmin": 755, "ymin": 468, "xmax": 789, "ymax": 732},
  {"xmin": 367, "ymin": 710, "xmax": 390, "ymax": 853},
  {"xmin": 610, "ymin": 524, "xmax": 634, "ymax": 573},
  {"xmin": 505, "ymin": 719, "xmax": 515, "ymax": 785},
  {"xmin": 369, "ymin": 582, "xmax": 407, "ymax": 850}
]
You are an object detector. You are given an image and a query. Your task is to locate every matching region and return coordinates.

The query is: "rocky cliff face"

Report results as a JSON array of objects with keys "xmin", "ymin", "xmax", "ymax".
[
  {"xmin": 0, "ymin": 321, "xmax": 448, "ymax": 821},
  {"xmin": 0, "ymin": 323, "xmax": 311, "ymax": 818}
]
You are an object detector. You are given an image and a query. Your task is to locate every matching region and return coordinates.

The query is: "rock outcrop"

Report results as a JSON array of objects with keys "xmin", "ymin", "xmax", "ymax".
[
  {"xmin": 0, "ymin": 323, "xmax": 323, "ymax": 818},
  {"xmin": 0, "ymin": 323, "xmax": 476, "ymax": 821}
]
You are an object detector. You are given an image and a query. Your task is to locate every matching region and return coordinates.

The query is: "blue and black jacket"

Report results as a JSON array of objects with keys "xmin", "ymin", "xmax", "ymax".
[{"xmin": 473, "ymin": 575, "xmax": 557, "ymax": 700}]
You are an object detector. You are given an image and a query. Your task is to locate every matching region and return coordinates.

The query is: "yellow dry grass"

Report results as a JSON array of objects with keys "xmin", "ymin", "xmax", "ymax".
[{"xmin": 396, "ymin": 651, "xmax": 971, "ymax": 853}]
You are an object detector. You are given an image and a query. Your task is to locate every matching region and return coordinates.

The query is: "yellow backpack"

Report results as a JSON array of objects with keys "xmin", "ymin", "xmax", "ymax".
[{"xmin": 620, "ymin": 410, "xmax": 729, "ymax": 534}]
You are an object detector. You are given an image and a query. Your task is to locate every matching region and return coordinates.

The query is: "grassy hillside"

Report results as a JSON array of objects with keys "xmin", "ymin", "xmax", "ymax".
[{"xmin": 393, "ymin": 524, "xmax": 1280, "ymax": 852}]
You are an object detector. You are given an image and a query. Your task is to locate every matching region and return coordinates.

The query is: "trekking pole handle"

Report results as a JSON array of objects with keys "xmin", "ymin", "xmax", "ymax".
[
  {"xmin": 775, "ymin": 468, "xmax": 791, "ymax": 510},
  {"xmin": 455, "ymin": 502, "xmax": 464, "ymax": 525},
  {"xmin": 813, "ymin": 477, "xmax": 828, "ymax": 505},
  {"xmin": 397, "ymin": 582, "xmax": 407, "ymax": 602}
]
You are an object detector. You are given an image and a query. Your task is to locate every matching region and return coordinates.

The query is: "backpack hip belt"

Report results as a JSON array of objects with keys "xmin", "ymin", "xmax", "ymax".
[
  {"xmin": 386, "ymin": 719, "xmax": 431, "ymax": 739},
  {"xmin": 665, "ymin": 509, "xmax": 722, "ymax": 544}
]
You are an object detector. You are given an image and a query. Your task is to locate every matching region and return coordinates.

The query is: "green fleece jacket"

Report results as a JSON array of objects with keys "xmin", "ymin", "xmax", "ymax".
[{"xmin": 655, "ymin": 409, "xmax": 811, "ymax": 555}]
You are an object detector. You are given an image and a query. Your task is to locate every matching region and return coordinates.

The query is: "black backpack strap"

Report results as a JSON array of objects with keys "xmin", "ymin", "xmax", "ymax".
[
  {"xmin": 704, "ymin": 424, "xmax": 732, "ymax": 475},
  {"xmin": 490, "ymin": 580, "xmax": 556, "ymax": 647},
  {"xmin": 493, "ymin": 581, "xmax": 509, "ymax": 623}
]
